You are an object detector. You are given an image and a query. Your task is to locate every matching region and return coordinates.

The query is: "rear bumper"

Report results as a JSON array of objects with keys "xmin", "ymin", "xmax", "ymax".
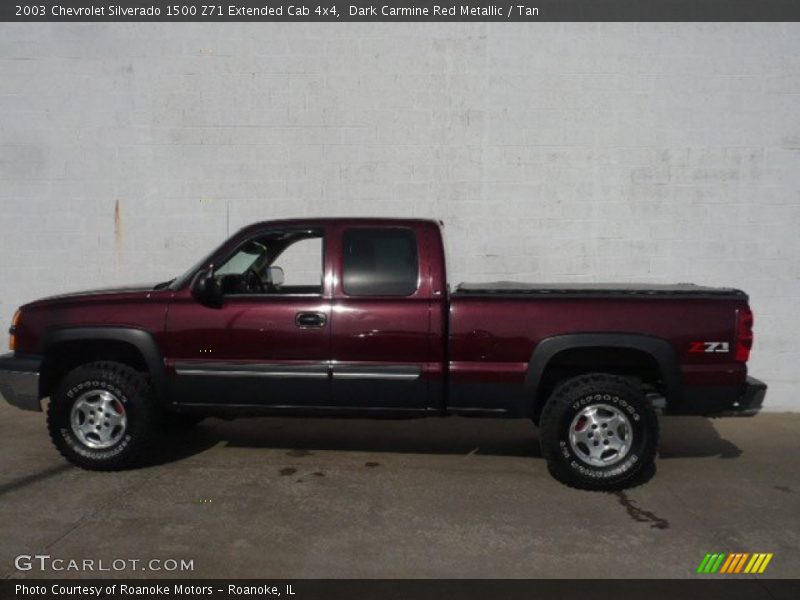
[
  {"xmin": 0, "ymin": 353, "xmax": 42, "ymax": 412},
  {"xmin": 678, "ymin": 376, "xmax": 767, "ymax": 417},
  {"xmin": 726, "ymin": 376, "xmax": 767, "ymax": 416}
]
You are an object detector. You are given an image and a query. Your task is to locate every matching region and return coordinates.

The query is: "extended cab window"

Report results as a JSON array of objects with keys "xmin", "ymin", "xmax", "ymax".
[
  {"xmin": 343, "ymin": 228, "xmax": 418, "ymax": 296},
  {"xmin": 215, "ymin": 230, "xmax": 323, "ymax": 295}
]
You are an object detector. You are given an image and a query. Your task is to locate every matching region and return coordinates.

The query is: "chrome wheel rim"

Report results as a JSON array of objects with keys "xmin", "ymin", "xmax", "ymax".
[
  {"xmin": 568, "ymin": 403, "xmax": 632, "ymax": 467},
  {"xmin": 70, "ymin": 390, "xmax": 127, "ymax": 449}
]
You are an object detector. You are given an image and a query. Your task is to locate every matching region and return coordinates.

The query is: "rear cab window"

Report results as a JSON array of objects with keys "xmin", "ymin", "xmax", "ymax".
[{"xmin": 342, "ymin": 228, "xmax": 419, "ymax": 296}]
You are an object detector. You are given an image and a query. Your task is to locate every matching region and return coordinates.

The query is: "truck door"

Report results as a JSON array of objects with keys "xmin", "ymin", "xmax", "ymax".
[
  {"xmin": 166, "ymin": 226, "xmax": 331, "ymax": 408},
  {"xmin": 328, "ymin": 224, "xmax": 437, "ymax": 412}
]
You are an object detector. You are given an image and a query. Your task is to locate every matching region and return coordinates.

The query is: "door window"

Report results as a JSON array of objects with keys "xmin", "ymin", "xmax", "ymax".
[{"xmin": 215, "ymin": 230, "xmax": 323, "ymax": 295}]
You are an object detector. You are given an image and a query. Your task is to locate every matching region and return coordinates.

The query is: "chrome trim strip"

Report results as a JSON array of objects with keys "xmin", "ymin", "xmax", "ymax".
[
  {"xmin": 175, "ymin": 368, "xmax": 328, "ymax": 379},
  {"xmin": 174, "ymin": 363, "xmax": 422, "ymax": 381},
  {"xmin": 174, "ymin": 403, "xmax": 426, "ymax": 412},
  {"xmin": 333, "ymin": 371, "xmax": 420, "ymax": 381}
]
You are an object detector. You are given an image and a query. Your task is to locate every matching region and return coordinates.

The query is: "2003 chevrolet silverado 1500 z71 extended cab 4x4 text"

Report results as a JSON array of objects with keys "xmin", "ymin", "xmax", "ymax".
[{"xmin": 0, "ymin": 218, "xmax": 766, "ymax": 489}]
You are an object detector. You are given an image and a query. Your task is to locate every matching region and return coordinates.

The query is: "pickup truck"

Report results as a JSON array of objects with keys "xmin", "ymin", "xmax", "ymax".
[{"xmin": 0, "ymin": 218, "xmax": 766, "ymax": 489}]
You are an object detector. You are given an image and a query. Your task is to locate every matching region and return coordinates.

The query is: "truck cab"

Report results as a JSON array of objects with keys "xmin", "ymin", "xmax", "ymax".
[{"xmin": 166, "ymin": 219, "xmax": 446, "ymax": 414}]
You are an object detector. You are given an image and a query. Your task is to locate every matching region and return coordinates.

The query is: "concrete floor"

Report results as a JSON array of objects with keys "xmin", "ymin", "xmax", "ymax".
[{"xmin": 1, "ymin": 400, "xmax": 798, "ymax": 579}]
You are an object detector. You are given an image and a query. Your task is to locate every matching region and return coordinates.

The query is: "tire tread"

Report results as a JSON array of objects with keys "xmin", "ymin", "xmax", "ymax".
[
  {"xmin": 47, "ymin": 361, "xmax": 159, "ymax": 471},
  {"xmin": 539, "ymin": 372, "xmax": 659, "ymax": 491}
]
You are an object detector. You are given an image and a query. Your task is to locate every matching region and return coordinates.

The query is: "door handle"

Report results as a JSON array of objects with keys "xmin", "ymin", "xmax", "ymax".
[{"xmin": 295, "ymin": 312, "xmax": 327, "ymax": 328}]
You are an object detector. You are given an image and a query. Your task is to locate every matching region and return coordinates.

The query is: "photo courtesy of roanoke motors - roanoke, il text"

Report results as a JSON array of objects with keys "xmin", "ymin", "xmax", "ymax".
[{"xmin": 14, "ymin": 583, "xmax": 296, "ymax": 596}]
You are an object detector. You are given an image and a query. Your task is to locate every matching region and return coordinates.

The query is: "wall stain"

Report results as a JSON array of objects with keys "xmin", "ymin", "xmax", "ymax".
[
  {"xmin": 365, "ymin": 462, "xmax": 380, "ymax": 468},
  {"xmin": 278, "ymin": 467, "xmax": 297, "ymax": 476},
  {"xmin": 773, "ymin": 485, "xmax": 793, "ymax": 494},
  {"xmin": 114, "ymin": 199, "xmax": 123, "ymax": 244},
  {"xmin": 613, "ymin": 491, "xmax": 669, "ymax": 529}
]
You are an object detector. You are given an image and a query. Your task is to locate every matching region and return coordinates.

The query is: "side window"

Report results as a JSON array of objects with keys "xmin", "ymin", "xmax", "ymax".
[
  {"xmin": 215, "ymin": 231, "xmax": 323, "ymax": 295},
  {"xmin": 215, "ymin": 240, "xmax": 267, "ymax": 277},
  {"xmin": 272, "ymin": 237, "xmax": 323, "ymax": 290},
  {"xmin": 342, "ymin": 228, "xmax": 418, "ymax": 296}
]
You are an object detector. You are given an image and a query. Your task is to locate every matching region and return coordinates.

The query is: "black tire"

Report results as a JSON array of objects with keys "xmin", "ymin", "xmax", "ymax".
[
  {"xmin": 47, "ymin": 361, "xmax": 160, "ymax": 470},
  {"xmin": 539, "ymin": 373, "xmax": 658, "ymax": 490}
]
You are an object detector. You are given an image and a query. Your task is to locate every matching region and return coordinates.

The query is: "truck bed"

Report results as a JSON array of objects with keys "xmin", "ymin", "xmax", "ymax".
[{"xmin": 453, "ymin": 282, "xmax": 747, "ymax": 300}]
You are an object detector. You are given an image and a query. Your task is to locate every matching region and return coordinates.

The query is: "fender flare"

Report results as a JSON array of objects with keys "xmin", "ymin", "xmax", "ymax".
[
  {"xmin": 39, "ymin": 327, "xmax": 169, "ymax": 404},
  {"xmin": 525, "ymin": 333, "xmax": 682, "ymax": 413}
]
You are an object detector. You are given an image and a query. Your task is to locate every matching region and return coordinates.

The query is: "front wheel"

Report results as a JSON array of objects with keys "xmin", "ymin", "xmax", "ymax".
[
  {"xmin": 47, "ymin": 361, "xmax": 160, "ymax": 470},
  {"xmin": 539, "ymin": 373, "xmax": 658, "ymax": 490}
]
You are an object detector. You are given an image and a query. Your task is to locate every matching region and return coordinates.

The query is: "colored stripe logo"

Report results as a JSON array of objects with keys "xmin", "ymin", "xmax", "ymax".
[{"xmin": 697, "ymin": 553, "xmax": 773, "ymax": 574}]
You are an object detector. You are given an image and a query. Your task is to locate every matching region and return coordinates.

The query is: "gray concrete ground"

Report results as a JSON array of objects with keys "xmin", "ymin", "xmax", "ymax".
[{"xmin": 1, "ymin": 400, "xmax": 798, "ymax": 579}]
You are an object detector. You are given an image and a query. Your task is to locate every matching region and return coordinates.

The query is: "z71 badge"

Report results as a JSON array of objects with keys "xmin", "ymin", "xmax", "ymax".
[{"xmin": 689, "ymin": 341, "xmax": 730, "ymax": 353}]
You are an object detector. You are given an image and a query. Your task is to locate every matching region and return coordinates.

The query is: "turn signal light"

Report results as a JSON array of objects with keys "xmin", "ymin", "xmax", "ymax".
[
  {"xmin": 9, "ymin": 310, "xmax": 20, "ymax": 351},
  {"xmin": 735, "ymin": 308, "xmax": 754, "ymax": 362}
]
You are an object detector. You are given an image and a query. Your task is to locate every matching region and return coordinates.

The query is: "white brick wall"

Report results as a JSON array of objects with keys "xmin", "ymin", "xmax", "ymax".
[{"xmin": 1, "ymin": 23, "xmax": 798, "ymax": 411}]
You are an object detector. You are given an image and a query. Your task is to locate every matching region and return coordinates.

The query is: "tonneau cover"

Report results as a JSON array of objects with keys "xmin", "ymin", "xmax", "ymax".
[{"xmin": 453, "ymin": 282, "xmax": 747, "ymax": 299}]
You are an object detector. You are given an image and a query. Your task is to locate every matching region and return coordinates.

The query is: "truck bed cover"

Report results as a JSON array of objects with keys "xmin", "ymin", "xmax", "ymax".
[{"xmin": 453, "ymin": 282, "xmax": 747, "ymax": 300}]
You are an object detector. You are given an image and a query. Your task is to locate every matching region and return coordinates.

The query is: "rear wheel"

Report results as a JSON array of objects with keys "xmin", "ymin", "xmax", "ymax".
[
  {"xmin": 539, "ymin": 373, "xmax": 658, "ymax": 490},
  {"xmin": 47, "ymin": 361, "xmax": 159, "ymax": 470}
]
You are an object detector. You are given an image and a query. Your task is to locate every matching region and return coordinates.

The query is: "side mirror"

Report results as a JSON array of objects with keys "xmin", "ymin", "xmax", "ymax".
[
  {"xmin": 266, "ymin": 266, "xmax": 284, "ymax": 287},
  {"xmin": 190, "ymin": 268, "xmax": 222, "ymax": 308}
]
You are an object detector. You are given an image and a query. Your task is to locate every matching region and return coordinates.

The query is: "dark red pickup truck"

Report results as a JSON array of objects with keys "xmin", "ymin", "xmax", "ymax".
[{"xmin": 0, "ymin": 218, "xmax": 766, "ymax": 489}]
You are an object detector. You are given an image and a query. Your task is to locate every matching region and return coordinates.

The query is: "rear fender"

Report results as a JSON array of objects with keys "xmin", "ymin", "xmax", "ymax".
[{"xmin": 525, "ymin": 333, "xmax": 682, "ymax": 415}]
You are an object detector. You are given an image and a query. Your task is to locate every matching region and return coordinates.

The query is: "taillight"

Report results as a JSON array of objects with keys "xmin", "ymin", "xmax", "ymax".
[
  {"xmin": 735, "ymin": 308, "xmax": 754, "ymax": 362},
  {"xmin": 9, "ymin": 309, "xmax": 21, "ymax": 351}
]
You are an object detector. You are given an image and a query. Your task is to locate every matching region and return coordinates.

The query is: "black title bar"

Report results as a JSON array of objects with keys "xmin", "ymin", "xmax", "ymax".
[
  {"xmin": 3, "ymin": 0, "xmax": 800, "ymax": 22},
  {"xmin": 3, "ymin": 580, "xmax": 800, "ymax": 600}
]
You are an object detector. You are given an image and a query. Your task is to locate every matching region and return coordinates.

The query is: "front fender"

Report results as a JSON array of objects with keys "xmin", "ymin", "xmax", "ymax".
[{"xmin": 39, "ymin": 327, "xmax": 169, "ymax": 404}]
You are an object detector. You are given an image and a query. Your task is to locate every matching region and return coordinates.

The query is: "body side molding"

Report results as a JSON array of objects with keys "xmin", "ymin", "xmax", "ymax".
[
  {"xmin": 331, "ymin": 365, "xmax": 421, "ymax": 380},
  {"xmin": 172, "ymin": 362, "xmax": 421, "ymax": 381},
  {"xmin": 174, "ymin": 362, "xmax": 329, "ymax": 378}
]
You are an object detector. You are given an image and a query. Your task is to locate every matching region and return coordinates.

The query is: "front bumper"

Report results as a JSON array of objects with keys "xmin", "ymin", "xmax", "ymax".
[{"xmin": 0, "ymin": 353, "xmax": 42, "ymax": 412}]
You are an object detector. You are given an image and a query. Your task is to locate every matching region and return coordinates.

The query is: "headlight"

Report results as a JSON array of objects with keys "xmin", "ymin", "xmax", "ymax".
[{"xmin": 9, "ymin": 309, "xmax": 20, "ymax": 351}]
